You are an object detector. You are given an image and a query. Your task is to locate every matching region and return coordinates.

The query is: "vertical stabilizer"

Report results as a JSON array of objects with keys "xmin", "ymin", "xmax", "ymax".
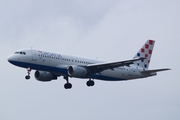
[{"xmin": 133, "ymin": 40, "xmax": 155, "ymax": 69}]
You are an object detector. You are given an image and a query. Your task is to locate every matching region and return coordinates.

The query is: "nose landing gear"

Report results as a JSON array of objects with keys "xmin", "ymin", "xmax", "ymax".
[{"xmin": 25, "ymin": 67, "xmax": 31, "ymax": 80}]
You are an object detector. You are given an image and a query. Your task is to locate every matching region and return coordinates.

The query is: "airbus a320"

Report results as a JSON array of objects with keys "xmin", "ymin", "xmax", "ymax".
[{"xmin": 8, "ymin": 40, "xmax": 170, "ymax": 89}]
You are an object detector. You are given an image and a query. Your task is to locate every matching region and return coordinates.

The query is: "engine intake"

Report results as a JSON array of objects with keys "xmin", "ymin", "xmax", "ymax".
[
  {"xmin": 34, "ymin": 70, "xmax": 57, "ymax": 82},
  {"xmin": 67, "ymin": 65, "xmax": 87, "ymax": 78}
]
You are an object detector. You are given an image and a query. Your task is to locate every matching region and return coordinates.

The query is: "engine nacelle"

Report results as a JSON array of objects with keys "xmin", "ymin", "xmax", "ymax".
[
  {"xmin": 67, "ymin": 65, "xmax": 87, "ymax": 78},
  {"xmin": 34, "ymin": 70, "xmax": 57, "ymax": 82}
]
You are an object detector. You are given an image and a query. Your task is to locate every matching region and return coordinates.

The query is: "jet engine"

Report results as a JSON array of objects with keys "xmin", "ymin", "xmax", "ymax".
[
  {"xmin": 67, "ymin": 65, "xmax": 87, "ymax": 78},
  {"xmin": 34, "ymin": 70, "xmax": 57, "ymax": 82}
]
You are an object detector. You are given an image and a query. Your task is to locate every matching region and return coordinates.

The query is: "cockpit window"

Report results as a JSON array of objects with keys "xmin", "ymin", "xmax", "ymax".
[{"xmin": 14, "ymin": 51, "xmax": 26, "ymax": 55}]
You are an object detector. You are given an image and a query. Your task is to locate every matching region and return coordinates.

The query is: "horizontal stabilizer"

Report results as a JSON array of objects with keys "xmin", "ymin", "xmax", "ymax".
[{"xmin": 141, "ymin": 68, "xmax": 171, "ymax": 74}]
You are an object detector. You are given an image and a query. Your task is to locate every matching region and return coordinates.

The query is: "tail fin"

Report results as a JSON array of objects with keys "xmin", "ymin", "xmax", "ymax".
[{"xmin": 133, "ymin": 40, "xmax": 155, "ymax": 69}]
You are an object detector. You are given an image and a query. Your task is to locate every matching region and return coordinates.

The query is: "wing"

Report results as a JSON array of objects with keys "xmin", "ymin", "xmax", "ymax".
[{"xmin": 86, "ymin": 57, "xmax": 145, "ymax": 73}]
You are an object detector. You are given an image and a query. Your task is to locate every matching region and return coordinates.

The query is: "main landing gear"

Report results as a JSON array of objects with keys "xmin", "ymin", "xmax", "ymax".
[
  {"xmin": 63, "ymin": 77, "xmax": 95, "ymax": 89},
  {"xmin": 25, "ymin": 67, "xmax": 31, "ymax": 80},
  {"xmin": 86, "ymin": 79, "xmax": 95, "ymax": 87},
  {"xmin": 64, "ymin": 76, "xmax": 72, "ymax": 89}
]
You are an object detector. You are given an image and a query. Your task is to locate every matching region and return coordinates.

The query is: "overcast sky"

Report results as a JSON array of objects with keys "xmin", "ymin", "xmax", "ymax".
[{"xmin": 0, "ymin": 0, "xmax": 180, "ymax": 120}]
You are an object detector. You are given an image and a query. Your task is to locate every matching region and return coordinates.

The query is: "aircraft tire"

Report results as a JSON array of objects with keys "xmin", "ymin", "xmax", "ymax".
[
  {"xmin": 25, "ymin": 75, "xmax": 30, "ymax": 80},
  {"xmin": 86, "ymin": 80, "xmax": 94, "ymax": 87},
  {"xmin": 64, "ymin": 83, "xmax": 72, "ymax": 89}
]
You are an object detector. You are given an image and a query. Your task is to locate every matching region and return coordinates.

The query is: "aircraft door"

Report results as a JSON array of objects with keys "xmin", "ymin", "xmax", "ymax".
[
  {"xmin": 31, "ymin": 49, "xmax": 37, "ymax": 61},
  {"xmin": 128, "ymin": 67, "xmax": 134, "ymax": 77}
]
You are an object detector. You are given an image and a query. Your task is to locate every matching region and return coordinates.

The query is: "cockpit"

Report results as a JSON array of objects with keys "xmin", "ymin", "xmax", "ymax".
[{"xmin": 14, "ymin": 51, "xmax": 26, "ymax": 55}]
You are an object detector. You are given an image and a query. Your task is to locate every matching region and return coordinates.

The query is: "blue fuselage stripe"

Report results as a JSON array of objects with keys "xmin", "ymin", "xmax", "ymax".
[{"xmin": 9, "ymin": 61, "xmax": 126, "ymax": 81}]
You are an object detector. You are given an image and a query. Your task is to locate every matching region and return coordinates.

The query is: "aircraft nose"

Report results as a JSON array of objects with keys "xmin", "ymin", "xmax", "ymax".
[{"xmin": 7, "ymin": 55, "xmax": 14, "ymax": 63}]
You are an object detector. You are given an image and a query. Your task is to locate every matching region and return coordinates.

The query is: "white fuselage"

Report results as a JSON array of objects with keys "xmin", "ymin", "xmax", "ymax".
[{"xmin": 8, "ymin": 48, "xmax": 155, "ymax": 81}]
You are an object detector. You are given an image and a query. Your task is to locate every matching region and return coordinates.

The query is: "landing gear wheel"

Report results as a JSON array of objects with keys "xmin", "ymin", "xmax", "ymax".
[
  {"xmin": 64, "ymin": 83, "xmax": 72, "ymax": 89},
  {"xmin": 25, "ymin": 75, "xmax": 30, "ymax": 80},
  {"xmin": 86, "ymin": 80, "xmax": 95, "ymax": 87}
]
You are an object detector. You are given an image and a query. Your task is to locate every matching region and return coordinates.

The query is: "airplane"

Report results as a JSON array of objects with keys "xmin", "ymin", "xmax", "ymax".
[{"xmin": 7, "ymin": 40, "xmax": 170, "ymax": 89}]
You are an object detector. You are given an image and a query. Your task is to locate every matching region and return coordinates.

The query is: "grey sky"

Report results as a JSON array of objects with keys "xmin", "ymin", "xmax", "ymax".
[{"xmin": 0, "ymin": 0, "xmax": 180, "ymax": 120}]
